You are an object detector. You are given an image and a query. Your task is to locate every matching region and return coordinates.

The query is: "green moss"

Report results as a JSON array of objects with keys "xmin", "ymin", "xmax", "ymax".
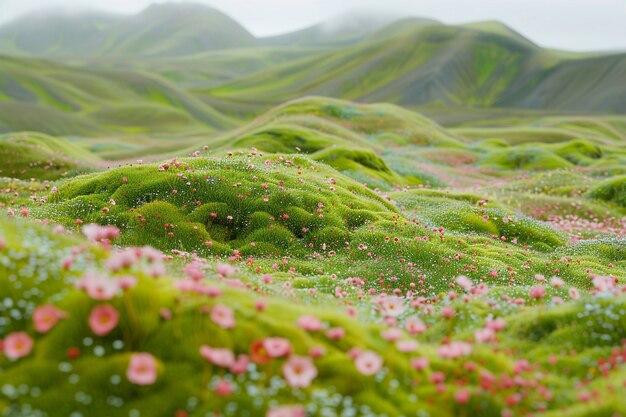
[{"xmin": 587, "ymin": 175, "xmax": 626, "ymax": 207}]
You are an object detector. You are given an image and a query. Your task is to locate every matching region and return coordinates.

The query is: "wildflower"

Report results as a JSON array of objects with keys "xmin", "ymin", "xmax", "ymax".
[
  {"xmin": 380, "ymin": 296, "xmax": 404, "ymax": 317},
  {"xmin": 529, "ymin": 285, "xmax": 545, "ymax": 299},
  {"xmin": 263, "ymin": 338, "xmax": 292, "ymax": 358},
  {"xmin": 437, "ymin": 341, "xmax": 471, "ymax": 359},
  {"xmin": 127, "ymin": 353, "xmax": 158, "ymax": 385},
  {"xmin": 266, "ymin": 405, "xmax": 306, "ymax": 417},
  {"xmin": 88, "ymin": 304, "xmax": 119, "ymax": 336},
  {"xmin": 214, "ymin": 380, "xmax": 234, "ymax": 397},
  {"xmin": 297, "ymin": 315, "xmax": 323, "ymax": 331},
  {"xmin": 396, "ymin": 340, "xmax": 419, "ymax": 352},
  {"xmin": 216, "ymin": 263, "xmax": 236, "ymax": 278},
  {"xmin": 411, "ymin": 357, "xmax": 429, "ymax": 371},
  {"xmin": 326, "ymin": 327, "xmax": 346, "ymax": 340},
  {"xmin": 211, "ymin": 304, "xmax": 236, "ymax": 329},
  {"xmin": 33, "ymin": 305, "xmax": 67, "ymax": 333},
  {"xmin": 3, "ymin": 332, "xmax": 34, "ymax": 359},
  {"xmin": 199, "ymin": 345, "xmax": 235, "ymax": 368},
  {"xmin": 354, "ymin": 350, "xmax": 383, "ymax": 375},
  {"xmin": 441, "ymin": 306, "xmax": 456, "ymax": 319},
  {"xmin": 550, "ymin": 277, "xmax": 565, "ymax": 288},
  {"xmin": 77, "ymin": 271, "xmax": 119, "ymax": 300},
  {"xmin": 405, "ymin": 316, "xmax": 427, "ymax": 335},
  {"xmin": 455, "ymin": 276, "xmax": 473, "ymax": 291},
  {"xmin": 454, "ymin": 389, "xmax": 471, "ymax": 404},
  {"xmin": 282, "ymin": 356, "xmax": 318, "ymax": 388}
]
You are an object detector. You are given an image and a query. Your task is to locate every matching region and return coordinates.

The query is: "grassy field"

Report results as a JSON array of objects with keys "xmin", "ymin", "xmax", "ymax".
[
  {"xmin": 1, "ymin": 4, "xmax": 626, "ymax": 417},
  {"xmin": 1, "ymin": 95, "xmax": 626, "ymax": 416}
]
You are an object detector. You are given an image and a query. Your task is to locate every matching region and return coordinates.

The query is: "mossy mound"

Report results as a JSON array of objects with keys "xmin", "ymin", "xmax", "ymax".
[
  {"xmin": 586, "ymin": 175, "xmax": 626, "ymax": 207},
  {"xmin": 40, "ymin": 155, "xmax": 397, "ymax": 257},
  {"xmin": 2, "ymin": 216, "xmax": 626, "ymax": 417},
  {"xmin": 473, "ymin": 136, "xmax": 626, "ymax": 172},
  {"xmin": 502, "ymin": 170, "xmax": 595, "ymax": 196},
  {"xmin": 479, "ymin": 147, "xmax": 574, "ymax": 171},
  {"xmin": 0, "ymin": 132, "xmax": 99, "ymax": 180},
  {"xmin": 390, "ymin": 189, "xmax": 567, "ymax": 250},
  {"xmin": 268, "ymin": 97, "xmax": 464, "ymax": 147}
]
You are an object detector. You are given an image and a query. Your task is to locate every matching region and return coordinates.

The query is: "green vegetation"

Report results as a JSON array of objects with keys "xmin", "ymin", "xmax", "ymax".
[{"xmin": 1, "ymin": 4, "xmax": 626, "ymax": 416}]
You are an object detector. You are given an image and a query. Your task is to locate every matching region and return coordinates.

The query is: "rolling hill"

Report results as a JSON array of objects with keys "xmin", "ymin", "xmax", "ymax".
[
  {"xmin": 0, "ymin": 3, "xmax": 256, "ymax": 57},
  {"xmin": 202, "ymin": 22, "xmax": 626, "ymax": 115},
  {"xmin": 0, "ymin": 54, "xmax": 234, "ymax": 135},
  {"xmin": 0, "ymin": 1, "xmax": 624, "ymax": 131}
]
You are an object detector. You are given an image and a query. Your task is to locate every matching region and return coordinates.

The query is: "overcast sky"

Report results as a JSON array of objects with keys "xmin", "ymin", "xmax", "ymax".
[{"xmin": 0, "ymin": 0, "xmax": 625, "ymax": 51}]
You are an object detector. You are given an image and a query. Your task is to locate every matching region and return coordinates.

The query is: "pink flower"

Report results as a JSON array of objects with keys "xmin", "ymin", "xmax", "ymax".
[
  {"xmin": 126, "ymin": 353, "xmax": 158, "ymax": 385},
  {"xmin": 380, "ymin": 296, "xmax": 405, "ymax": 317},
  {"xmin": 529, "ymin": 285, "xmax": 545, "ymax": 299},
  {"xmin": 441, "ymin": 306, "xmax": 456, "ymax": 319},
  {"xmin": 88, "ymin": 304, "xmax": 119, "ymax": 336},
  {"xmin": 184, "ymin": 262, "xmax": 204, "ymax": 281},
  {"xmin": 263, "ymin": 338, "xmax": 292, "ymax": 358},
  {"xmin": 266, "ymin": 405, "xmax": 306, "ymax": 417},
  {"xmin": 455, "ymin": 276, "xmax": 473, "ymax": 291},
  {"xmin": 437, "ymin": 341, "xmax": 472, "ymax": 359},
  {"xmin": 396, "ymin": 340, "xmax": 419, "ymax": 352},
  {"xmin": 211, "ymin": 304, "xmax": 236, "ymax": 329},
  {"xmin": 33, "ymin": 305, "xmax": 67, "ymax": 333},
  {"xmin": 569, "ymin": 288, "xmax": 580, "ymax": 299},
  {"xmin": 326, "ymin": 327, "xmax": 345, "ymax": 340},
  {"xmin": 454, "ymin": 388, "xmax": 471, "ymax": 404},
  {"xmin": 309, "ymin": 345, "xmax": 326, "ymax": 358},
  {"xmin": 215, "ymin": 379, "xmax": 234, "ymax": 397},
  {"xmin": 229, "ymin": 354, "xmax": 250, "ymax": 374},
  {"xmin": 592, "ymin": 276, "xmax": 615, "ymax": 293},
  {"xmin": 199, "ymin": 345, "xmax": 235, "ymax": 368},
  {"xmin": 550, "ymin": 277, "xmax": 564, "ymax": 288},
  {"xmin": 117, "ymin": 275, "xmax": 138, "ymax": 291},
  {"xmin": 216, "ymin": 263, "xmax": 236, "ymax": 278},
  {"xmin": 411, "ymin": 357, "xmax": 429, "ymax": 371},
  {"xmin": 106, "ymin": 249, "xmax": 138, "ymax": 272},
  {"xmin": 282, "ymin": 355, "xmax": 318, "ymax": 388},
  {"xmin": 430, "ymin": 371, "xmax": 445, "ymax": 384},
  {"xmin": 474, "ymin": 327, "xmax": 496, "ymax": 343},
  {"xmin": 354, "ymin": 350, "xmax": 383, "ymax": 376},
  {"xmin": 82, "ymin": 224, "xmax": 120, "ymax": 243},
  {"xmin": 77, "ymin": 271, "xmax": 119, "ymax": 300},
  {"xmin": 297, "ymin": 315, "xmax": 323, "ymax": 331},
  {"xmin": 3, "ymin": 332, "xmax": 34, "ymax": 359},
  {"xmin": 486, "ymin": 318, "xmax": 505, "ymax": 332},
  {"xmin": 405, "ymin": 316, "xmax": 427, "ymax": 335},
  {"xmin": 381, "ymin": 327, "xmax": 403, "ymax": 341}
]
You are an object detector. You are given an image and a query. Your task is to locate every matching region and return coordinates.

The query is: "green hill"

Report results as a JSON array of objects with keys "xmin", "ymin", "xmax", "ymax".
[
  {"xmin": 0, "ymin": 3, "xmax": 256, "ymax": 57},
  {"xmin": 0, "ymin": 55, "xmax": 234, "ymax": 135},
  {"xmin": 1, "ymin": 4, "xmax": 625, "ymax": 117},
  {"xmin": 202, "ymin": 23, "xmax": 626, "ymax": 115}
]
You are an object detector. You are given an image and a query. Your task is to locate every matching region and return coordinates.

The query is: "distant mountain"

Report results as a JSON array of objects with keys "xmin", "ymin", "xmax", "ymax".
[
  {"xmin": 0, "ymin": 2, "xmax": 624, "ymax": 116},
  {"xmin": 203, "ymin": 23, "xmax": 626, "ymax": 115},
  {"xmin": 0, "ymin": 3, "xmax": 256, "ymax": 57},
  {"xmin": 259, "ymin": 13, "xmax": 437, "ymax": 47}
]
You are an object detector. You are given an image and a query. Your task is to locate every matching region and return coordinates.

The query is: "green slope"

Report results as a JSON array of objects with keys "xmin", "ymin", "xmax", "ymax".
[
  {"xmin": 0, "ymin": 55, "xmax": 234, "ymax": 135},
  {"xmin": 201, "ymin": 23, "xmax": 626, "ymax": 116},
  {"xmin": 0, "ymin": 3, "xmax": 256, "ymax": 57}
]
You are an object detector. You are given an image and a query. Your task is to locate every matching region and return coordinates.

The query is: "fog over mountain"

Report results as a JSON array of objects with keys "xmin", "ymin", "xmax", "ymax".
[{"xmin": 0, "ymin": 0, "xmax": 625, "ymax": 51}]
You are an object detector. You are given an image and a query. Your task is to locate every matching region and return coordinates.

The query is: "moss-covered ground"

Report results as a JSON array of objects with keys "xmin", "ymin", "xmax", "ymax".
[{"xmin": 2, "ymin": 97, "xmax": 626, "ymax": 417}]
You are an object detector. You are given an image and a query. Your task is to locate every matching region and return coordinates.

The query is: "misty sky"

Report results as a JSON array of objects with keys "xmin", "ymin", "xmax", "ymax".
[{"xmin": 0, "ymin": 0, "xmax": 625, "ymax": 51}]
